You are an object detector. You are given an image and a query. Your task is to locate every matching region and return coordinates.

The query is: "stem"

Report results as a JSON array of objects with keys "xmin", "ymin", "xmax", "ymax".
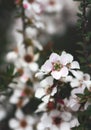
[
  {"xmin": 82, "ymin": 0, "xmax": 89, "ymax": 64},
  {"xmin": 21, "ymin": 0, "xmax": 26, "ymax": 42}
]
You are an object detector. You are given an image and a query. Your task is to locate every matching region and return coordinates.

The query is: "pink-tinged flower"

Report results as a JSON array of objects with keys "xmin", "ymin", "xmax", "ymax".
[
  {"xmin": 35, "ymin": 76, "xmax": 55, "ymax": 98},
  {"xmin": 14, "ymin": 67, "xmax": 32, "ymax": 83},
  {"xmin": 70, "ymin": 70, "xmax": 91, "ymax": 91},
  {"xmin": 64, "ymin": 97, "xmax": 81, "ymax": 111},
  {"xmin": 45, "ymin": 0, "xmax": 63, "ymax": 13},
  {"xmin": 37, "ymin": 110, "xmax": 79, "ymax": 130},
  {"xmin": 37, "ymin": 0, "xmax": 63, "ymax": 13},
  {"xmin": 9, "ymin": 85, "xmax": 34, "ymax": 107},
  {"xmin": 23, "ymin": 0, "xmax": 31, "ymax": 9},
  {"xmin": 40, "ymin": 51, "xmax": 80, "ymax": 80},
  {"xmin": 23, "ymin": 0, "xmax": 43, "ymax": 14},
  {"xmin": 6, "ymin": 45, "xmax": 39, "ymax": 72},
  {"xmin": 35, "ymin": 76, "xmax": 57, "ymax": 112},
  {"xmin": 9, "ymin": 109, "xmax": 35, "ymax": 130}
]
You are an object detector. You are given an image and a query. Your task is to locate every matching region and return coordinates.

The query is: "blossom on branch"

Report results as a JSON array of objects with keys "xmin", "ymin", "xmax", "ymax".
[{"xmin": 36, "ymin": 51, "xmax": 80, "ymax": 80}]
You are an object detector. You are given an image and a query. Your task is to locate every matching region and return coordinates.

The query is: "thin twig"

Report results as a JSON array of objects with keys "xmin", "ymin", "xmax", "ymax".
[
  {"xmin": 21, "ymin": 0, "xmax": 26, "ymax": 42},
  {"xmin": 82, "ymin": 0, "xmax": 89, "ymax": 64}
]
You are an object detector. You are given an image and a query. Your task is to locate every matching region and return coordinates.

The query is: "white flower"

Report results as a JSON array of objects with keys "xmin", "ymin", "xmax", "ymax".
[
  {"xmin": 35, "ymin": 76, "xmax": 54, "ymax": 98},
  {"xmin": 39, "ymin": 51, "xmax": 80, "ymax": 80},
  {"xmin": 60, "ymin": 75, "xmax": 73, "ymax": 83},
  {"xmin": 35, "ymin": 76, "xmax": 57, "ymax": 109},
  {"xmin": 45, "ymin": 0, "xmax": 63, "ymax": 13},
  {"xmin": 37, "ymin": 110, "xmax": 79, "ymax": 130},
  {"xmin": 70, "ymin": 70, "xmax": 91, "ymax": 91},
  {"xmin": 14, "ymin": 67, "xmax": 33, "ymax": 83},
  {"xmin": 9, "ymin": 86, "xmax": 33, "ymax": 107},
  {"xmin": 6, "ymin": 43, "xmax": 24, "ymax": 62},
  {"xmin": 38, "ymin": 0, "xmax": 63, "ymax": 13},
  {"xmin": 17, "ymin": 46, "xmax": 39, "ymax": 72},
  {"xmin": 9, "ymin": 109, "xmax": 35, "ymax": 130},
  {"xmin": 0, "ymin": 106, "xmax": 7, "ymax": 121},
  {"xmin": 64, "ymin": 97, "xmax": 80, "ymax": 111},
  {"xmin": 23, "ymin": 0, "xmax": 31, "ymax": 10},
  {"xmin": 23, "ymin": 0, "xmax": 43, "ymax": 14}
]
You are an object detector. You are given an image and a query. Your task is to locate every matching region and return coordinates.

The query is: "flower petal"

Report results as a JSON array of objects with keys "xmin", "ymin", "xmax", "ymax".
[
  {"xmin": 15, "ymin": 109, "xmax": 24, "ymax": 120},
  {"xmin": 60, "ymin": 67, "xmax": 69, "ymax": 77},
  {"xmin": 0, "ymin": 108, "xmax": 6, "ymax": 121},
  {"xmin": 35, "ymin": 88, "xmax": 45, "ymax": 98},
  {"xmin": 70, "ymin": 118, "xmax": 80, "ymax": 128},
  {"xmin": 51, "ymin": 67, "xmax": 68, "ymax": 80},
  {"xmin": 37, "ymin": 122, "xmax": 46, "ymax": 130},
  {"xmin": 60, "ymin": 51, "xmax": 73, "ymax": 65},
  {"xmin": 71, "ymin": 87, "xmax": 85, "ymax": 97},
  {"xmin": 35, "ymin": 102, "xmax": 47, "ymax": 113},
  {"xmin": 41, "ymin": 113, "xmax": 52, "ymax": 127},
  {"xmin": 70, "ymin": 61, "xmax": 80, "ymax": 69},
  {"xmin": 6, "ymin": 52, "xmax": 17, "ymax": 62},
  {"xmin": 9, "ymin": 96, "xmax": 19, "ymax": 104},
  {"xmin": 41, "ymin": 60, "xmax": 52, "ymax": 73},
  {"xmin": 70, "ymin": 70, "xmax": 83, "ymax": 80},
  {"xmin": 49, "ymin": 53, "xmax": 60, "ymax": 62},
  {"xmin": 29, "ymin": 62, "xmax": 39, "ymax": 72},
  {"xmin": 61, "ymin": 112, "xmax": 72, "ymax": 121},
  {"xmin": 40, "ymin": 76, "xmax": 53, "ymax": 88},
  {"xmin": 25, "ymin": 126, "xmax": 33, "ymax": 130},
  {"xmin": 66, "ymin": 97, "xmax": 80, "ymax": 111},
  {"xmin": 9, "ymin": 119, "xmax": 19, "ymax": 129},
  {"xmin": 70, "ymin": 79, "xmax": 80, "ymax": 88},
  {"xmin": 51, "ymin": 125, "xmax": 59, "ymax": 130},
  {"xmin": 51, "ymin": 71, "xmax": 61, "ymax": 80},
  {"xmin": 26, "ymin": 116, "xmax": 35, "ymax": 125},
  {"xmin": 60, "ymin": 122, "xmax": 70, "ymax": 130},
  {"xmin": 42, "ymin": 95, "xmax": 50, "ymax": 103},
  {"xmin": 16, "ymin": 128, "xmax": 23, "ymax": 130}
]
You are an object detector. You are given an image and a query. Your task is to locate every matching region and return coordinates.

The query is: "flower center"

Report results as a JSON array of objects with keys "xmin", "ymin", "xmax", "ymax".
[
  {"xmin": 24, "ymin": 54, "xmax": 33, "ymax": 63},
  {"xmin": 20, "ymin": 119, "xmax": 27, "ymax": 128},
  {"xmin": 46, "ymin": 87, "xmax": 52, "ymax": 94},
  {"xmin": 17, "ymin": 68, "xmax": 24, "ymax": 76},
  {"xmin": 23, "ymin": 87, "xmax": 34, "ymax": 96},
  {"xmin": 52, "ymin": 61, "xmax": 61, "ymax": 71},
  {"xmin": 53, "ymin": 117, "xmax": 61, "ymax": 125},
  {"xmin": 49, "ymin": 0, "xmax": 55, "ymax": 5},
  {"xmin": 28, "ymin": 0, "xmax": 35, "ymax": 3},
  {"xmin": 47, "ymin": 101, "xmax": 55, "ymax": 110},
  {"xmin": 17, "ymin": 98, "xmax": 23, "ymax": 108}
]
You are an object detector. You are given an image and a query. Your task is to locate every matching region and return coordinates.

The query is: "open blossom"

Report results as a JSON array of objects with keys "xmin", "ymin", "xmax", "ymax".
[
  {"xmin": 37, "ymin": 51, "xmax": 80, "ymax": 80},
  {"xmin": 9, "ymin": 85, "xmax": 34, "ymax": 107},
  {"xmin": 23, "ymin": 0, "xmax": 63, "ymax": 14},
  {"xmin": 43, "ymin": 0, "xmax": 63, "ymax": 13},
  {"xmin": 64, "ymin": 97, "xmax": 81, "ymax": 111},
  {"xmin": 23, "ymin": 0, "xmax": 43, "ymax": 14},
  {"xmin": 6, "ymin": 45, "xmax": 39, "ymax": 72},
  {"xmin": 37, "ymin": 110, "xmax": 79, "ymax": 130},
  {"xmin": 35, "ymin": 76, "xmax": 56, "ymax": 98},
  {"xmin": 70, "ymin": 70, "xmax": 91, "ymax": 91},
  {"xmin": 9, "ymin": 109, "xmax": 35, "ymax": 130}
]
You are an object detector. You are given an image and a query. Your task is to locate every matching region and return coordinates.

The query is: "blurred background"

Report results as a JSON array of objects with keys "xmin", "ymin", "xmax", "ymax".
[{"xmin": 0, "ymin": 0, "xmax": 91, "ymax": 64}]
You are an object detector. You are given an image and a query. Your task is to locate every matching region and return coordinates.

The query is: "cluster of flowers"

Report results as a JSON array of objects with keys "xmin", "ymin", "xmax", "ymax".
[
  {"xmin": 35, "ymin": 51, "xmax": 91, "ymax": 130},
  {"xmin": 1, "ymin": 0, "xmax": 91, "ymax": 130}
]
